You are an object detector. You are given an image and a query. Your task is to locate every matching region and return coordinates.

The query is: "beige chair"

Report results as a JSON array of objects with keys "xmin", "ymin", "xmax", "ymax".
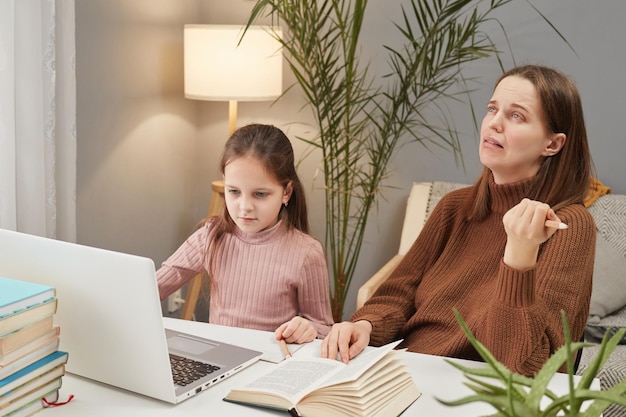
[
  {"xmin": 180, "ymin": 180, "xmax": 225, "ymax": 320},
  {"xmin": 356, "ymin": 181, "xmax": 468, "ymax": 309}
]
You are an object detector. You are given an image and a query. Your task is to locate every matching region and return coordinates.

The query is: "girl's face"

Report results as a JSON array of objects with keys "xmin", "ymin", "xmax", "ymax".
[
  {"xmin": 223, "ymin": 156, "xmax": 292, "ymax": 234},
  {"xmin": 479, "ymin": 75, "xmax": 565, "ymax": 184}
]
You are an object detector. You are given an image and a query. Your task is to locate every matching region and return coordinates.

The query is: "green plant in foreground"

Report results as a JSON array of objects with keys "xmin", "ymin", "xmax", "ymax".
[{"xmin": 440, "ymin": 309, "xmax": 626, "ymax": 416}]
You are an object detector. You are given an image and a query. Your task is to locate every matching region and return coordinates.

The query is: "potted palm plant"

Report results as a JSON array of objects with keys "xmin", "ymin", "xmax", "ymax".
[
  {"xmin": 246, "ymin": 0, "xmax": 569, "ymax": 320},
  {"xmin": 442, "ymin": 310, "xmax": 626, "ymax": 416}
]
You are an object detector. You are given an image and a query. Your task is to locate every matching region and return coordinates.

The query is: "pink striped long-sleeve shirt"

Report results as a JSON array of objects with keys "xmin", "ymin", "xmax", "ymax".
[{"xmin": 157, "ymin": 220, "xmax": 334, "ymax": 337}]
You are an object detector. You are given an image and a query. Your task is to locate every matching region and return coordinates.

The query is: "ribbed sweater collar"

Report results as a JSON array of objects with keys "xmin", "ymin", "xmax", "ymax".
[
  {"xmin": 488, "ymin": 173, "xmax": 532, "ymax": 215},
  {"xmin": 233, "ymin": 220, "xmax": 286, "ymax": 245}
]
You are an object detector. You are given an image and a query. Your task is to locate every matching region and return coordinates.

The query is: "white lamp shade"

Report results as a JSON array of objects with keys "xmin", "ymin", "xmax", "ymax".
[{"xmin": 184, "ymin": 25, "xmax": 283, "ymax": 101}]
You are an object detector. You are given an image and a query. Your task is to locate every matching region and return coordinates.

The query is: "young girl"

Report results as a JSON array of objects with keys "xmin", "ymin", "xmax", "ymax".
[
  {"xmin": 322, "ymin": 65, "xmax": 595, "ymax": 376},
  {"xmin": 158, "ymin": 124, "xmax": 333, "ymax": 343}
]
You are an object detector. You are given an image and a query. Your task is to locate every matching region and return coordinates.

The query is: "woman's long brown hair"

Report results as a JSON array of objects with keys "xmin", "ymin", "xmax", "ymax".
[{"xmin": 465, "ymin": 65, "xmax": 593, "ymax": 221}]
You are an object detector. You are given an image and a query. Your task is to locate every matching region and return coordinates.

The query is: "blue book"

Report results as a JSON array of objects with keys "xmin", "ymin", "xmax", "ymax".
[
  {"xmin": 0, "ymin": 350, "xmax": 68, "ymax": 396},
  {"xmin": 0, "ymin": 299, "xmax": 57, "ymax": 338},
  {"xmin": 0, "ymin": 277, "xmax": 56, "ymax": 318}
]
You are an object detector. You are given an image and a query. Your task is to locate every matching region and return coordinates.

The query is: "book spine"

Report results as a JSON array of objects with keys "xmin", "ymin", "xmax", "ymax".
[{"xmin": 288, "ymin": 407, "xmax": 302, "ymax": 417}]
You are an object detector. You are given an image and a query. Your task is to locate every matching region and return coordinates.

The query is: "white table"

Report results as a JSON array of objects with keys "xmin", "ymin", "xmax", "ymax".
[{"xmin": 42, "ymin": 318, "xmax": 597, "ymax": 416}]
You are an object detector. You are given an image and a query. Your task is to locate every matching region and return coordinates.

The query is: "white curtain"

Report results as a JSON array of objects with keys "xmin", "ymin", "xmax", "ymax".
[{"xmin": 0, "ymin": 0, "xmax": 76, "ymax": 240}]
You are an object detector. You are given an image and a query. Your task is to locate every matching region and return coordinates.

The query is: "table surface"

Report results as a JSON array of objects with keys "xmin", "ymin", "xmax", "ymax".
[{"xmin": 42, "ymin": 317, "xmax": 596, "ymax": 416}]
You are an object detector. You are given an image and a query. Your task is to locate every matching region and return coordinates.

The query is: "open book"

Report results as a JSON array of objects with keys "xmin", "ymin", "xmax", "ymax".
[{"xmin": 224, "ymin": 340, "xmax": 421, "ymax": 417}]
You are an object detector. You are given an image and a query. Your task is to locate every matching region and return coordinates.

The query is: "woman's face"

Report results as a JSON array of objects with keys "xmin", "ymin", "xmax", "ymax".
[
  {"xmin": 223, "ymin": 156, "xmax": 292, "ymax": 234},
  {"xmin": 479, "ymin": 75, "xmax": 564, "ymax": 184}
]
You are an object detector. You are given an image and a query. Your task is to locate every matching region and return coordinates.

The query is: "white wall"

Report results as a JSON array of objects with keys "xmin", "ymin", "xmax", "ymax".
[{"xmin": 76, "ymin": 1, "xmax": 626, "ymax": 320}]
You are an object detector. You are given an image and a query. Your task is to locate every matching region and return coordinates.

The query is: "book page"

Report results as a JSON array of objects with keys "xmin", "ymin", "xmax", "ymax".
[
  {"xmin": 241, "ymin": 359, "xmax": 343, "ymax": 401},
  {"xmin": 321, "ymin": 340, "xmax": 402, "ymax": 386}
]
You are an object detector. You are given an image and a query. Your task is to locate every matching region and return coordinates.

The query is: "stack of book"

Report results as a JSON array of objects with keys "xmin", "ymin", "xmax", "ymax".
[{"xmin": 0, "ymin": 277, "xmax": 69, "ymax": 417}]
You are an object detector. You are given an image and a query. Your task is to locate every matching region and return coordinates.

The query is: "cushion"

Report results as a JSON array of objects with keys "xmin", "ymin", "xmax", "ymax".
[
  {"xmin": 576, "ymin": 340, "xmax": 626, "ymax": 417},
  {"xmin": 585, "ymin": 310, "xmax": 626, "ymax": 345},
  {"xmin": 587, "ymin": 194, "xmax": 626, "ymax": 259},
  {"xmin": 588, "ymin": 233, "xmax": 626, "ymax": 321},
  {"xmin": 424, "ymin": 181, "xmax": 469, "ymax": 220},
  {"xmin": 587, "ymin": 194, "xmax": 626, "ymax": 322},
  {"xmin": 583, "ymin": 177, "xmax": 611, "ymax": 207}
]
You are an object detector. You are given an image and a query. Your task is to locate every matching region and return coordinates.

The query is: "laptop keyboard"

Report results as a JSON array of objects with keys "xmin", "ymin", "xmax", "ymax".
[{"xmin": 170, "ymin": 354, "xmax": 221, "ymax": 387}]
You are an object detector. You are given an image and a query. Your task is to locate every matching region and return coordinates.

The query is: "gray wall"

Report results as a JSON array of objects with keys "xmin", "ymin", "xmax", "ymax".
[{"xmin": 76, "ymin": 1, "xmax": 626, "ymax": 320}]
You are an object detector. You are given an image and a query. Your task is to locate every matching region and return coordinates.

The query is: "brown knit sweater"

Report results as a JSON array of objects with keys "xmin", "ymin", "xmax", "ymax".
[{"xmin": 352, "ymin": 177, "xmax": 595, "ymax": 376}]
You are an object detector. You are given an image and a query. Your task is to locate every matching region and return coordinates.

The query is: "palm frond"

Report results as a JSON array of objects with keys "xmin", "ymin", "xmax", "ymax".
[{"xmin": 246, "ymin": 0, "xmax": 576, "ymax": 321}]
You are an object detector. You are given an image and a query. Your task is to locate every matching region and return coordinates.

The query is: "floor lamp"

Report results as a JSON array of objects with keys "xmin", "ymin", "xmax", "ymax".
[{"xmin": 180, "ymin": 24, "xmax": 283, "ymax": 320}]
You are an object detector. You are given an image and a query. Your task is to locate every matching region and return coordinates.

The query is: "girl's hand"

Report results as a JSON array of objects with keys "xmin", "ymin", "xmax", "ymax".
[
  {"xmin": 275, "ymin": 316, "xmax": 317, "ymax": 344},
  {"xmin": 502, "ymin": 198, "xmax": 560, "ymax": 271}
]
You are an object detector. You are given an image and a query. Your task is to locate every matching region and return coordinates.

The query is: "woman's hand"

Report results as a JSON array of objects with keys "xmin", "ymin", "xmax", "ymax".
[
  {"xmin": 320, "ymin": 320, "xmax": 372, "ymax": 363},
  {"xmin": 275, "ymin": 316, "xmax": 318, "ymax": 344},
  {"xmin": 502, "ymin": 198, "xmax": 561, "ymax": 271}
]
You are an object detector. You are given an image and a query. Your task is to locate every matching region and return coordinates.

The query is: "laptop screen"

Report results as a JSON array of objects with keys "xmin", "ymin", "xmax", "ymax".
[{"xmin": 0, "ymin": 228, "xmax": 179, "ymax": 401}]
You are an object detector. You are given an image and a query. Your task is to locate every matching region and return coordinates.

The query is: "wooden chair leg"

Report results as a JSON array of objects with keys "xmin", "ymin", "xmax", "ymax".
[
  {"xmin": 181, "ymin": 180, "xmax": 224, "ymax": 321},
  {"xmin": 181, "ymin": 273, "xmax": 203, "ymax": 320}
]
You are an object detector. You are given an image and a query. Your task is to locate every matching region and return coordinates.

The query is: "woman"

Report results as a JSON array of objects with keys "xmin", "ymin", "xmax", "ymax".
[{"xmin": 321, "ymin": 65, "xmax": 595, "ymax": 376}]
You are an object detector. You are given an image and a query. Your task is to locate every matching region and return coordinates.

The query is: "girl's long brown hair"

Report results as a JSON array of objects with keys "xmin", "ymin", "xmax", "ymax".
[
  {"xmin": 465, "ymin": 65, "xmax": 593, "ymax": 221},
  {"xmin": 204, "ymin": 124, "xmax": 309, "ymax": 274}
]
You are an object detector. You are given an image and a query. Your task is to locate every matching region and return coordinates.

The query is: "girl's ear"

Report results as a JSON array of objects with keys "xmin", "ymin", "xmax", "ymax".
[
  {"xmin": 544, "ymin": 133, "xmax": 566, "ymax": 156},
  {"xmin": 283, "ymin": 181, "xmax": 294, "ymax": 205}
]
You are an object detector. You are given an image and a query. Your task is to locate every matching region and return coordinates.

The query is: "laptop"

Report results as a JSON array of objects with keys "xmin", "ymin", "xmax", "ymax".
[{"xmin": 0, "ymin": 228, "xmax": 263, "ymax": 404}]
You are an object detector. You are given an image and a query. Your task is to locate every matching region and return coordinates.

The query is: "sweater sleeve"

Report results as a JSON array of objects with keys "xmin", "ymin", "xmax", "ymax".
[
  {"xmin": 297, "ymin": 239, "xmax": 334, "ymax": 338},
  {"xmin": 478, "ymin": 204, "xmax": 595, "ymax": 375},
  {"xmin": 351, "ymin": 194, "xmax": 454, "ymax": 346},
  {"xmin": 156, "ymin": 224, "xmax": 209, "ymax": 300}
]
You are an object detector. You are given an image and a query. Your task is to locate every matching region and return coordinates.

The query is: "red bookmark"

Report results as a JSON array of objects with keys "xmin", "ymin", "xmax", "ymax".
[{"xmin": 43, "ymin": 394, "xmax": 75, "ymax": 407}]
